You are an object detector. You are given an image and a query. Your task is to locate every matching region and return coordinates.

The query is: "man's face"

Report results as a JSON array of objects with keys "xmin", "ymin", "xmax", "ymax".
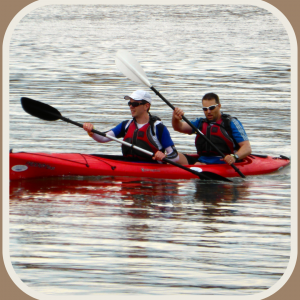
[
  {"xmin": 202, "ymin": 99, "xmax": 221, "ymax": 122},
  {"xmin": 128, "ymin": 100, "xmax": 149, "ymax": 118}
]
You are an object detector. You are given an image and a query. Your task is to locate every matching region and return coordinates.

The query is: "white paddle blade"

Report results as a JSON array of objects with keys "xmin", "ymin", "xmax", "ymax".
[{"xmin": 115, "ymin": 50, "xmax": 152, "ymax": 87}]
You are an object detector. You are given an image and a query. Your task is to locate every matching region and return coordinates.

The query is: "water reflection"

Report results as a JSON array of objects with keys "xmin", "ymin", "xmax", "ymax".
[
  {"xmin": 10, "ymin": 176, "xmax": 251, "ymax": 219},
  {"xmin": 10, "ymin": 176, "xmax": 290, "ymax": 295}
]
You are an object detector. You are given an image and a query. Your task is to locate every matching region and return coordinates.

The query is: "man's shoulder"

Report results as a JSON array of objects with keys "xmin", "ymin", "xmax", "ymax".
[
  {"xmin": 120, "ymin": 119, "xmax": 132, "ymax": 127},
  {"xmin": 155, "ymin": 121, "xmax": 167, "ymax": 134},
  {"xmin": 112, "ymin": 119, "xmax": 132, "ymax": 137},
  {"xmin": 221, "ymin": 113, "xmax": 241, "ymax": 126},
  {"xmin": 154, "ymin": 120, "xmax": 164, "ymax": 127},
  {"xmin": 191, "ymin": 117, "xmax": 205, "ymax": 127},
  {"xmin": 228, "ymin": 117, "xmax": 248, "ymax": 140},
  {"xmin": 229, "ymin": 116, "xmax": 243, "ymax": 126}
]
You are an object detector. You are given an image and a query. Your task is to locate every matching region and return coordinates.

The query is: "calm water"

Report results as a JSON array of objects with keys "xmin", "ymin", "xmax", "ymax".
[{"xmin": 8, "ymin": 4, "xmax": 292, "ymax": 297}]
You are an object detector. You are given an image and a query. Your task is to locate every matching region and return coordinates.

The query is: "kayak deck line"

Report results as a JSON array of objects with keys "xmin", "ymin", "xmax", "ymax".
[
  {"xmin": 9, "ymin": 151, "xmax": 290, "ymax": 181},
  {"xmin": 11, "ymin": 152, "xmax": 118, "ymax": 169},
  {"xmin": 249, "ymin": 153, "xmax": 290, "ymax": 160},
  {"xmin": 13, "ymin": 152, "xmax": 92, "ymax": 168}
]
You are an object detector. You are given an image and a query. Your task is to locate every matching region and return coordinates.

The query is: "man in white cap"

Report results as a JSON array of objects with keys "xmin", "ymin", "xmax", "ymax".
[{"xmin": 83, "ymin": 90, "xmax": 187, "ymax": 164}]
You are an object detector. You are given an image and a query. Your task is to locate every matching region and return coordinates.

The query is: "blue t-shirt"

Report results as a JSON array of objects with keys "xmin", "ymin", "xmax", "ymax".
[
  {"xmin": 111, "ymin": 120, "xmax": 174, "ymax": 150},
  {"xmin": 190, "ymin": 115, "xmax": 249, "ymax": 164}
]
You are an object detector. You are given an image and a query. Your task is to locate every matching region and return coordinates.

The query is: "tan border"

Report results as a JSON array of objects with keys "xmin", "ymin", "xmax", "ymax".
[
  {"xmin": 1, "ymin": 1, "xmax": 298, "ymax": 299},
  {"xmin": 1, "ymin": 1, "xmax": 37, "ymax": 299},
  {"xmin": 262, "ymin": 0, "xmax": 300, "ymax": 297}
]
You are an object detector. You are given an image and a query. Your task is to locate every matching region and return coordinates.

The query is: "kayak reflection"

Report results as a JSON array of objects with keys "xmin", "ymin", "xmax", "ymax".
[{"xmin": 9, "ymin": 176, "xmax": 250, "ymax": 219}]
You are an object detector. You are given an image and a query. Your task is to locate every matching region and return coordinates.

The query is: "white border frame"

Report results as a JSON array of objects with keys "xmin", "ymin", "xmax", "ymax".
[{"xmin": 2, "ymin": 1, "xmax": 297, "ymax": 299}]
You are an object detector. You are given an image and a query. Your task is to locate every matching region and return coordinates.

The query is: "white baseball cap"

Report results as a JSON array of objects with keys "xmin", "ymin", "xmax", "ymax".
[{"xmin": 124, "ymin": 90, "xmax": 152, "ymax": 104}]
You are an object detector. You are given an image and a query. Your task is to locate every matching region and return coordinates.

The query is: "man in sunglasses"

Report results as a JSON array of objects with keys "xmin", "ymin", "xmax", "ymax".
[
  {"xmin": 172, "ymin": 92, "xmax": 251, "ymax": 165},
  {"xmin": 83, "ymin": 90, "xmax": 187, "ymax": 164}
]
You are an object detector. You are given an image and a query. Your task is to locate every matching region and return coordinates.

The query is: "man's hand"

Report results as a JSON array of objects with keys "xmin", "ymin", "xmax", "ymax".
[{"xmin": 153, "ymin": 151, "xmax": 166, "ymax": 161}]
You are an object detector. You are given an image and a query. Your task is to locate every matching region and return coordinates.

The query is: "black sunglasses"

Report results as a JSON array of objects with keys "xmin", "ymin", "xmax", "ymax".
[
  {"xmin": 202, "ymin": 104, "xmax": 219, "ymax": 112},
  {"xmin": 128, "ymin": 101, "xmax": 148, "ymax": 107}
]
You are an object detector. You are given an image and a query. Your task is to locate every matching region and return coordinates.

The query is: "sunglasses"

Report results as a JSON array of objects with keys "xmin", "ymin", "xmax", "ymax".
[
  {"xmin": 128, "ymin": 101, "xmax": 147, "ymax": 107},
  {"xmin": 202, "ymin": 104, "xmax": 219, "ymax": 112}
]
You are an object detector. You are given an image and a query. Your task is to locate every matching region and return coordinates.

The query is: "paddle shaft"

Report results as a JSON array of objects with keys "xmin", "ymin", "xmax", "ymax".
[
  {"xmin": 53, "ymin": 114, "xmax": 153, "ymax": 155},
  {"xmin": 48, "ymin": 111, "xmax": 216, "ymax": 180},
  {"xmin": 150, "ymin": 86, "xmax": 246, "ymax": 178}
]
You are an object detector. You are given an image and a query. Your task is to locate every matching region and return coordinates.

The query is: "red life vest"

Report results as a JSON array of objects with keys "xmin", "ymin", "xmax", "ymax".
[
  {"xmin": 122, "ymin": 120, "xmax": 161, "ymax": 160},
  {"xmin": 195, "ymin": 116, "xmax": 236, "ymax": 156}
]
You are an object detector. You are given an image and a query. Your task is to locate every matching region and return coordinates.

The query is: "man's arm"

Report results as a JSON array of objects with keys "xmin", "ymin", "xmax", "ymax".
[
  {"xmin": 235, "ymin": 140, "xmax": 252, "ymax": 160},
  {"xmin": 172, "ymin": 107, "xmax": 194, "ymax": 134},
  {"xmin": 223, "ymin": 118, "xmax": 252, "ymax": 165}
]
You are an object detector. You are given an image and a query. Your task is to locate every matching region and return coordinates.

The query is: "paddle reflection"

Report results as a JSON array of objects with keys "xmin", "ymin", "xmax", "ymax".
[{"xmin": 191, "ymin": 181, "xmax": 251, "ymax": 219}]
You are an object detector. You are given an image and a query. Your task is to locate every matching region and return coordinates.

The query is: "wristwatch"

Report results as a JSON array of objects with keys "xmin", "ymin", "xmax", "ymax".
[{"xmin": 231, "ymin": 153, "xmax": 239, "ymax": 160}]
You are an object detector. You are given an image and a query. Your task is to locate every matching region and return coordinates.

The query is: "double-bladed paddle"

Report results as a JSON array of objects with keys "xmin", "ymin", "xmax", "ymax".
[
  {"xmin": 20, "ymin": 97, "xmax": 232, "ymax": 182},
  {"xmin": 115, "ymin": 50, "xmax": 246, "ymax": 178}
]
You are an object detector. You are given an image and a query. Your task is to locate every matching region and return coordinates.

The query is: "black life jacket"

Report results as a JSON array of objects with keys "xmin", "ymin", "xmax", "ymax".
[
  {"xmin": 122, "ymin": 115, "xmax": 163, "ymax": 161},
  {"xmin": 195, "ymin": 113, "xmax": 239, "ymax": 156}
]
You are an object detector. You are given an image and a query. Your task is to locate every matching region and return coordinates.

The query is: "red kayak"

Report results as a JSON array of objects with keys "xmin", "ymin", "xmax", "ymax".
[{"xmin": 9, "ymin": 151, "xmax": 290, "ymax": 181}]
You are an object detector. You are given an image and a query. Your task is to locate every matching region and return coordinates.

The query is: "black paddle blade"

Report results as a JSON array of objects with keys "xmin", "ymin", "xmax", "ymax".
[
  {"xmin": 201, "ymin": 171, "xmax": 232, "ymax": 182},
  {"xmin": 21, "ymin": 97, "xmax": 61, "ymax": 121}
]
